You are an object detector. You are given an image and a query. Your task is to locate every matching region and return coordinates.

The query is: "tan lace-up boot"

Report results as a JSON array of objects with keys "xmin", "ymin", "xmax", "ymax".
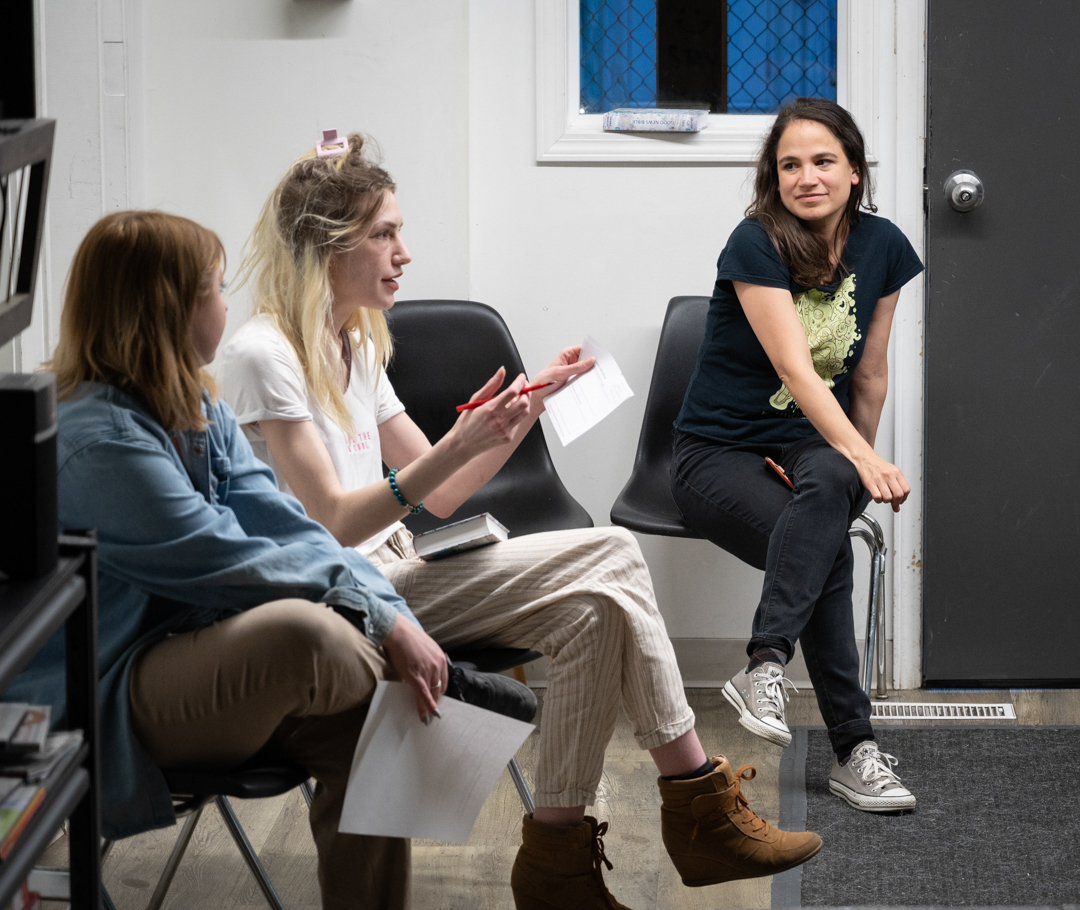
[
  {"xmin": 658, "ymin": 754, "xmax": 822, "ymax": 887},
  {"xmin": 510, "ymin": 814, "xmax": 634, "ymax": 910}
]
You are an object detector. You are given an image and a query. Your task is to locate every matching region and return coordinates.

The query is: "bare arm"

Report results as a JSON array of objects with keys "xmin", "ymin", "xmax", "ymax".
[
  {"xmin": 260, "ymin": 348, "xmax": 594, "ymax": 545},
  {"xmin": 260, "ymin": 368, "xmax": 532, "ymax": 547},
  {"xmin": 847, "ymin": 289, "xmax": 900, "ymax": 447},
  {"xmin": 734, "ymin": 281, "xmax": 909, "ymax": 510}
]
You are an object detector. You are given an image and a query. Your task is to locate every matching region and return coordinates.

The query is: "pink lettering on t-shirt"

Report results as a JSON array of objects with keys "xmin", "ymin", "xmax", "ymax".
[{"xmin": 346, "ymin": 430, "xmax": 374, "ymax": 454}]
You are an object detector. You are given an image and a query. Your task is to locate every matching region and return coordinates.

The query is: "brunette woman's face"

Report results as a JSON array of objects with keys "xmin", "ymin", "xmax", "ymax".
[
  {"xmin": 329, "ymin": 191, "xmax": 411, "ymax": 321},
  {"xmin": 190, "ymin": 263, "xmax": 228, "ymax": 365},
  {"xmin": 775, "ymin": 119, "xmax": 859, "ymax": 235}
]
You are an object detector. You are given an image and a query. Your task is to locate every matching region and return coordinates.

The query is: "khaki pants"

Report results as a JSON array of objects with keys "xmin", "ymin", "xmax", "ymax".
[
  {"xmin": 369, "ymin": 526, "xmax": 695, "ymax": 808},
  {"xmin": 128, "ymin": 599, "xmax": 409, "ymax": 910}
]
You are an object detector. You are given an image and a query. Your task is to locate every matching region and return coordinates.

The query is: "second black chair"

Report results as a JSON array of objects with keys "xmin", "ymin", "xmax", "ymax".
[
  {"xmin": 386, "ymin": 299, "xmax": 598, "ymax": 812},
  {"xmin": 610, "ymin": 295, "xmax": 887, "ymax": 697}
]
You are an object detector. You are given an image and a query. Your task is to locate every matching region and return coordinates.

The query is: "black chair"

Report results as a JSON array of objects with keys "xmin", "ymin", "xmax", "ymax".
[
  {"xmin": 386, "ymin": 299, "xmax": 599, "ymax": 811},
  {"xmin": 33, "ymin": 756, "xmax": 315, "ymax": 910},
  {"xmin": 610, "ymin": 296, "xmax": 887, "ymax": 697}
]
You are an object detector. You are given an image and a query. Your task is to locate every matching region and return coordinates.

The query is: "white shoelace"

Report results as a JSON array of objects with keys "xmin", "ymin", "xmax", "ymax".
[
  {"xmin": 752, "ymin": 665, "xmax": 798, "ymax": 718},
  {"xmin": 850, "ymin": 744, "xmax": 905, "ymax": 793}
]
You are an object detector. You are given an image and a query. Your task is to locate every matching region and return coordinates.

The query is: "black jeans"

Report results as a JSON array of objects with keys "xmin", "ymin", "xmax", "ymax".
[{"xmin": 671, "ymin": 429, "xmax": 874, "ymax": 756}]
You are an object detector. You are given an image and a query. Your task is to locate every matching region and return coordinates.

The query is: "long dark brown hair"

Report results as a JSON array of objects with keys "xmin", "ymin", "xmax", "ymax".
[{"xmin": 747, "ymin": 97, "xmax": 876, "ymax": 288}]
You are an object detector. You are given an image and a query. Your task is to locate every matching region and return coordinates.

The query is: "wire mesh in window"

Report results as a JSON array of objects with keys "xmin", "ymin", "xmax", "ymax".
[
  {"xmin": 728, "ymin": 0, "xmax": 836, "ymax": 113},
  {"xmin": 579, "ymin": 0, "xmax": 836, "ymax": 115}
]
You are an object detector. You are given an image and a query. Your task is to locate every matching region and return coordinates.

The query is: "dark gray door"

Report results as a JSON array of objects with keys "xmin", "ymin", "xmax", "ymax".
[{"xmin": 924, "ymin": 0, "xmax": 1080, "ymax": 685}]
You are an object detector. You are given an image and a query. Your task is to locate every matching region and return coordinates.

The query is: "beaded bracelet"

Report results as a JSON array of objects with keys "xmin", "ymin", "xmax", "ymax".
[{"xmin": 387, "ymin": 468, "xmax": 424, "ymax": 514}]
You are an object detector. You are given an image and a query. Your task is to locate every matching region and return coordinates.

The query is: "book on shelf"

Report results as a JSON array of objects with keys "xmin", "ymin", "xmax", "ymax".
[
  {"xmin": 0, "ymin": 783, "xmax": 46, "ymax": 859},
  {"xmin": 0, "ymin": 730, "xmax": 82, "ymax": 783},
  {"xmin": 411, "ymin": 513, "xmax": 509, "ymax": 561},
  {"xmin": 6, "ymin": 877, "xmax": 41, "ymax": 910},
  {"xmin": 0, "ymin": 705, "xmax": 29, "ymax": 745},
  {"xmin": 602, "ymin": 108, "xmax": 709, "ymax": 132},
  {"xmin": 0, "ymin": 707, "xmax": 50, "ymax": 753}
]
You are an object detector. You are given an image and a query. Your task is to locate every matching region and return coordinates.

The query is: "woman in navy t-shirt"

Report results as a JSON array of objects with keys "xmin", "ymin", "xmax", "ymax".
[{"xmin": 672, "ymin": 97, "xmax": 923, "ymax": 813}]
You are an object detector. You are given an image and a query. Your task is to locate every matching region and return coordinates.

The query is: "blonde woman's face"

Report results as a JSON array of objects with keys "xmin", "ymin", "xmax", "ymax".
[
  {"xmin": 190, "ymin": 263, "xmax": 228, "ymax": 365},
  {"xmin": 329, "ymin": 191, "xmax": 411, "ymax": 318}
]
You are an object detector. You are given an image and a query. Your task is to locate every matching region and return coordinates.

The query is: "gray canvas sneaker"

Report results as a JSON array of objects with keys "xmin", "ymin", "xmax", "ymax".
[
  {"xmin": 828, "ymin": 741, "xmax": 916, "ymax": 812},
  {"xmin": 722, "ymin": 662, "xmax": 795, "ymax": 747}
]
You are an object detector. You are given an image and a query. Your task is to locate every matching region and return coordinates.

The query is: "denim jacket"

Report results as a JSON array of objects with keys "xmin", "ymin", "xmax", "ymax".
[{"xmin": 7, "ymin": 383, "xmax": 416, "ymax": 839}]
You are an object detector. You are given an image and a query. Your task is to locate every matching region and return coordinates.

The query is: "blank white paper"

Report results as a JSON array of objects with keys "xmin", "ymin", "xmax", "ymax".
[
  {"xmin": 543, "ymin": 336, "xmax": 634, "ymax": 445},
  {"xmin": 338, "ymin": 681, "xmax": 535, "ymax": 842}
]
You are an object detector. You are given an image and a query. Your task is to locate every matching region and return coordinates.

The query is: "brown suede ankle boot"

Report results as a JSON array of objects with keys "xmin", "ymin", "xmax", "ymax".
[
  {"xmin": 510, "ymin": 814, "xmax": 635, "ymax": 910},
  {"xmin": 658, "ymin": 754, "xmax": 822, "ymax": 887}
]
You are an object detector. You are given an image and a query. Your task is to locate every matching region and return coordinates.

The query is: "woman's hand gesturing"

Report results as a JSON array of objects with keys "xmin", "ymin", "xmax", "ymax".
[
  {"xmin": 450, "ymin": 367, "xmax": 532, "ymax": 457},
  {"xmin": 527, "ymin": 346, "xmax": 596, "ymax": 407}
]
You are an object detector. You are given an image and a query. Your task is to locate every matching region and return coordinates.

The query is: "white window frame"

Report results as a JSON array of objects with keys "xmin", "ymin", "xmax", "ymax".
[{"xmin": 537, "ymin": 0, "xmax": 879, "ymax": 164}]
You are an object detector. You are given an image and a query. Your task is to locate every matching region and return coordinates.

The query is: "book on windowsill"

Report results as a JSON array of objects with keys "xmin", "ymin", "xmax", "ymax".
[
  {"xmin": 602, "ymin": 108, "xmax": 709, "ymax": 132},
  {"xmin": 0, "ymin": 783, "xmax": 46, "ymax": 858},
  {"xmin": 412, "ymin": 513, "xmax": 509, "ymax": 561}
]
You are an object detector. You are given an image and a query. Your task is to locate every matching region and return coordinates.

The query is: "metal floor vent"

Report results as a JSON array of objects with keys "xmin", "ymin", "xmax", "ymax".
[{"xmin": 870, "ymin": 701, "xmax": 1016, "ymax": 720}]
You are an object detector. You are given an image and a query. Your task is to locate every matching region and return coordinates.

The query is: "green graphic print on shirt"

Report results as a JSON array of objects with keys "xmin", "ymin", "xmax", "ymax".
[{"xmin": 769, "ymin": 273, "xmax": 861, "ymax": 413}]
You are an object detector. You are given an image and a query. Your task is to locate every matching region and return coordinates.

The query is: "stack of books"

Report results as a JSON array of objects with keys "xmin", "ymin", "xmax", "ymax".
[{"xmin": 0, "ymin": 702, "xmax": 83, "ymax": 889}]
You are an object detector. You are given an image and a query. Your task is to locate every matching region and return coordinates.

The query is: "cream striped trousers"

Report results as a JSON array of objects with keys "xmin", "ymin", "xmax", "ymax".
[{"xmin": 367, "ymin": 526, "xmax": 694, "ymax": 808}]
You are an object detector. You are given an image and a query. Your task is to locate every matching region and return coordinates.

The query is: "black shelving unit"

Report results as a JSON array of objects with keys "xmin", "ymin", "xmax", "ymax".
[{"xmin": 0, "ymin": 533, "xmax": 102, "ymax": 909}]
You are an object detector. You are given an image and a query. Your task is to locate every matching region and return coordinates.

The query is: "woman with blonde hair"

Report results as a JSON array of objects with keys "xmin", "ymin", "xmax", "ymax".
[
  {"xmin": 218, "ymin": 132, "xmax": 822, "ymax": 909},
  {"xmin": 8, "ymin": 208, "xmax": 488, "ymax": 909}
]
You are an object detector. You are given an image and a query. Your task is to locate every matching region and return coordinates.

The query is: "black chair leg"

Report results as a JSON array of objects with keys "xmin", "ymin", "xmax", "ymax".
[
  {"xmin": 216, "ymin": 796, "xmax": 288, "ymax": 910},
  {"xmin": 146, "ymin": 804, "xmax": 204, "ymax": 910}
]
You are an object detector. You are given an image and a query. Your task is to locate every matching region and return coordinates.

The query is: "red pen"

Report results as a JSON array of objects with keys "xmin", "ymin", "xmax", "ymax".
[{"xmin": 456, "ymin": 382, "xmax": 554, "ymax": 412}]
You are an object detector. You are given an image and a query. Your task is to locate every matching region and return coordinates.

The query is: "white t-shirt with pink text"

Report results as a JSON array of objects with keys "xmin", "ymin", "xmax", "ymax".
[{"xmin": 216, "ymin": 313, "xmax": 406, "ymax": 555}]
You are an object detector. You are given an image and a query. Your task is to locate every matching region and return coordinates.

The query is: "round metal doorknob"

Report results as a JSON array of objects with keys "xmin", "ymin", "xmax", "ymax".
[{"xmin": 944, "ymin": 170, "xmax": 985, "ymax": 213}]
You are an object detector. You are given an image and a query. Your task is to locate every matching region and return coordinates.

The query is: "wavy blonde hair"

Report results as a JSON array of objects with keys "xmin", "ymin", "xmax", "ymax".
[
  {"xmin": 45, "ymin": 210, "xmax": 224, "ymax": 432},
  {"xmin": 237, "ymin": 132, "xmax": 396, "ymax": 433}
]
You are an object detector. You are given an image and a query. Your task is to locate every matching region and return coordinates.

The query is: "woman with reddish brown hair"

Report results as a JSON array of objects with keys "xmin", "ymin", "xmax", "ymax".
[{"xmin": 10, "ymin": 209, "xmax": 476, "ymax": 909}]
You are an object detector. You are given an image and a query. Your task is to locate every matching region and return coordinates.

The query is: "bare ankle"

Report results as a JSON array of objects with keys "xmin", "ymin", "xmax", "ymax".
[{"xmin": 532, "ymin": 806, "xmax": 586, "ymax": 827}]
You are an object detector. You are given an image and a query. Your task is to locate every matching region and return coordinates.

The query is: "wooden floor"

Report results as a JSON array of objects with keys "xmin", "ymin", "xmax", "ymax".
[{"xmin": 40, "ymin": 687, "xmax": 1080, "ymax": 910}]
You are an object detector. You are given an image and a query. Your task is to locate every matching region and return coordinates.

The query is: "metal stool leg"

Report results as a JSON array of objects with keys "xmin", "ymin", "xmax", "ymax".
[
  {"xmin": 507, "ymin": 757, "xmax": 535, "ymax": 815},
  {"xmin": 146, "ymin": 804, "xmax": 205, "ymax": 910},
  {"xmin": 215, "ymin": 795, "xmax": 288, "ymax": 910},
  {"xmin": 300, "ymin": 778, "xmax": 315, "ymax": 809},
  {"xmin": 851, "ymin": 513, "xmax": 888, "ymax": 697}
]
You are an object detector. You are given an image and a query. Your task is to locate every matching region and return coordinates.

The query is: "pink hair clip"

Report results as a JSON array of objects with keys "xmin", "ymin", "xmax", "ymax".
[{"xmin": 316, "ymin": 128, "xmax": 348, "ymax": 159}]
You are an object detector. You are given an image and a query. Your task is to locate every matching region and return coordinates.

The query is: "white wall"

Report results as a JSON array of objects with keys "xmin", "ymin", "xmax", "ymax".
[{"xmin": 28, "ymin": 0, "xmax": 927, "ymax": 685}]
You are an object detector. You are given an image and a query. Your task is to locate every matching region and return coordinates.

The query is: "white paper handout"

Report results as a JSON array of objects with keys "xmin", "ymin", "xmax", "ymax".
[
  {"xmin": 543, "ymin": 336, "xmax": 634, "ymax": 445},
  {"xmin": 338, "ymin": 681, "xmax": 535, "ymax": 842}
]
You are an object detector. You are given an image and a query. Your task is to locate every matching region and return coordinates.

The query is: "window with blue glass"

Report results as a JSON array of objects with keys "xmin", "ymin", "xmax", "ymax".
[{"xmin": 580, "ymin": 0, "xmax": 836, "ymax": 115}]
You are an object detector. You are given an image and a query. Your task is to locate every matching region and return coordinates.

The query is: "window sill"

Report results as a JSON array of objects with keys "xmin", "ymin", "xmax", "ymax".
[{"xmin": 538, "ymin": 113, "xmax": 777, "ymax": 164}]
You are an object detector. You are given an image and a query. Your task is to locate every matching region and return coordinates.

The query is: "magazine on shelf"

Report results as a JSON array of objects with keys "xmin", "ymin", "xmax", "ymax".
[
  {"xmin": 0, "ymin": 704, "xmax": 30, "ymax": 745},
  {"xmin": 412, "ymin": 513, "xmax": 509, "ymax": 561},
  {"xmin": 0, "ymin": 731, "xmax": 82, "ymax": 783},
  {"xmin": 0, "ymin": 783, "xmax": 46, "ymax": 858},
  {"xmin": 2, "ymin": 706, "xmax": 51, "ymax": 753}
]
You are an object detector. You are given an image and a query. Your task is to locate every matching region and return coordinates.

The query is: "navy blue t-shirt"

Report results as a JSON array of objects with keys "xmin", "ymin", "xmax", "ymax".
[{"xmin": 676, "ymin": 213, "xmax": 923, "ymax": 446}]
